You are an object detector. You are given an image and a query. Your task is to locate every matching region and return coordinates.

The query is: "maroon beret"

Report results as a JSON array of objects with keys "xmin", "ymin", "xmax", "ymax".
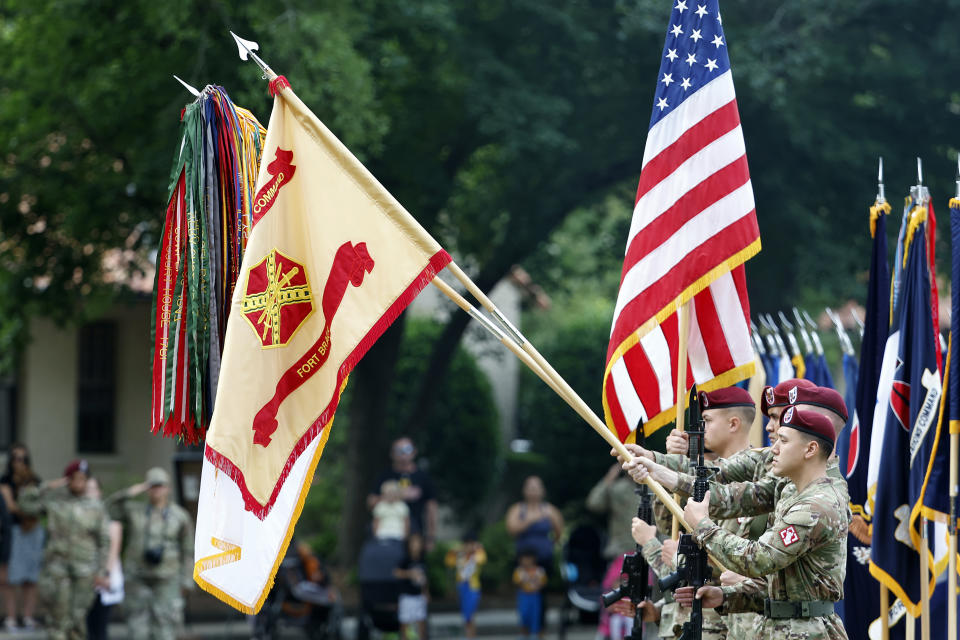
[
  {"xmin": 760, "ymin": 378, "xmax": 817, "ymax": 416},
  {"xmin": 779, "ymin": 406, "xmax": 836, "ymax": 444},
  {"xmin": 699, "ymin": 387, "xmax": 755, "ymax": 410},
  {"xmin": 63, "ymin": 459, "xmax": 90, "ymax": 478},
  {"xmin": 791, "ymin": 385, "xmax": 848, "ymax": 422}
]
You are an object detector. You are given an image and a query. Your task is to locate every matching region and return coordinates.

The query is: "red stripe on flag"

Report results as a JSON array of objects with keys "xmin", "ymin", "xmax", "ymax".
[
  {"xmin": 624, "ymin": 339, "xmax": 662, "ymax": 417},
  {"xmin": 623, "ymin": 156, "xmax": 750, "ymax": 283},
  {"xmin": 693, "ymin": 287, "xmax": 736, "ymax": 374},
  {"xmin": 608, "ymin": 214, "xmax": 758, "ymax": 356},
  {"xmin": 604, "ymin": 376, "xmax": 632, "ymax": 442},
  {"xmin": 634, "ymin": 101, "xmax": 742, "ymax": 202},
  {"xmin": 731, "ymin": 265, "xmax": 751, "ymax": 324}
]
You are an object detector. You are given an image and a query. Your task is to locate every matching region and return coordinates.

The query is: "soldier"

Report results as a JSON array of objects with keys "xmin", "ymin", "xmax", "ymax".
[
  {"xmin": 629, "ymin": 408, "xmax": 850, "ymax": 640},
  {"xmin": 19, "ymin": 459, "xmax": 110, "ymax": 640},
  {"xmin": 107, "ymin": 467, "xmax": 194, "ymax": 640},
  {"xmin": 630, "ymin": 387, "xmax": 762, "ymax": 639}
]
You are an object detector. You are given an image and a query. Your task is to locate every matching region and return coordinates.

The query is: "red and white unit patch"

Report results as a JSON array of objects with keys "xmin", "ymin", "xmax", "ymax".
[{"xmin": 779, "ymin": 525, "xmax": 799, "ymax": 547}]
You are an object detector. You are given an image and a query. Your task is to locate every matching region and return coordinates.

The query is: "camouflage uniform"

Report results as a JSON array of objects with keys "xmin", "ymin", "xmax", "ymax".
[
  {"xmin": 691, "ymin": 475, "xmax": 851, "ymax": 640},
  {"xmin": 107, "ymin": 489, "xmax": 194, "ymax": 640},
  {"xmin": 655, "ymin": 447, "xmax": 771, "ymax": 638},
  {"xmin": 19, "ymin": 485, "xmax": 110, "ymax": 640}
]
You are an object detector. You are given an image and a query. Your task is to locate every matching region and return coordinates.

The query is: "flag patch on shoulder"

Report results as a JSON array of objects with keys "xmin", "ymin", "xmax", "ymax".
[{"xmin": 779, "ymin": 525, "xmax": 799, "ymax": 547}]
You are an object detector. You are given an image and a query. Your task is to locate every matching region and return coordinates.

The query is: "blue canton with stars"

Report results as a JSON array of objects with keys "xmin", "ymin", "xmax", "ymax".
[{"xmin": 649, "ymin": 0, "xmax": 731, "ymax": 129}]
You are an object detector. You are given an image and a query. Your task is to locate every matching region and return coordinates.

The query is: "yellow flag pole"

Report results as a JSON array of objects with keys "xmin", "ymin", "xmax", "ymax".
[
  {"xmin": 671, "ymin": 300, "xmax": 691, "ymax": 540},
  {"xmin": 431, "ymin": 273, "xmax": 694, "ymax": 530}
]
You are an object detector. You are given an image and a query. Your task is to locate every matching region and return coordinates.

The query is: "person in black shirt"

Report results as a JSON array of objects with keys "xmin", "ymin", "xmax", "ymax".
[{"xmin": 367, "ymin": 437, "xmax": 437, "ymax": 548}]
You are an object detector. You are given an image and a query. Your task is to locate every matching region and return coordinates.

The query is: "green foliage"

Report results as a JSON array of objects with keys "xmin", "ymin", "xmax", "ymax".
[
  {"xmin": 425, "ymin": 540, "xmax": 453, "ymax": 599},
  {"xmin": 478, "ymin": 520, "xmax": 515, "ymax": 594}
]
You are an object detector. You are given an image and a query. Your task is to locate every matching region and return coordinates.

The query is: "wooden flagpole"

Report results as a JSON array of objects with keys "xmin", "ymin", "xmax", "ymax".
[
  {"xmin": 949, "ymin": 428, "xmax": 958, "ymax": 640},
  {"xmin": 671, "ymin": 300, "xmax": 691, "ymax": 540},
  {"xmin": 431, "ymin": 272, "xmax": 697, "ymax": 533}
]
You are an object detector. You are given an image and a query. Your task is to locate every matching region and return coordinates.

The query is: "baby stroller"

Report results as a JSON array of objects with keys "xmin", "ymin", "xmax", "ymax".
[
  {"xmin": 253, "ymin": 541, "xmax": 343, "ymax": 640},
  {"xmin": 558, "ymin": 525, "xmax": 606, "ymax": 640},
  {"xmin": 356, "ymin": 537, "xmax": 406, "ymax": 640}
]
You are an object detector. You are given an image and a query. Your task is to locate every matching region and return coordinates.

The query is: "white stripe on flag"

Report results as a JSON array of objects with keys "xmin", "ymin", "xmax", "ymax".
[
  {"xmin": 641, "ymin": 71, "xmax": 736, "ymax": 168},
  {"xmin": 710, "ymin": 272, "xmax": 754, "ymax": 366},
  {"xmin": 640, "ymin": 326, "xmax": 675, "ymax": 412},
  {"xmin": 613, "ymin": 182, "xmax": 755, "ymax": 325},
  {"xmin": 629, "ymin": 127, "xmax": 748, "ymax": 245},
  {"xmin": 611, "ymin": 357, "xmax": 647, "ymax": 431}
]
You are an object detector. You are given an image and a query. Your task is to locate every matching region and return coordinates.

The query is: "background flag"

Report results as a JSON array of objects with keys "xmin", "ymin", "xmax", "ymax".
[
  {"xmin": 603, "ymin": 0, "xmax": 760, "ymax": 444},
  {"xmin": 193, "ymin": 77, "xmax": 450, "ymax": 612},
  {"xmin": 870, "ymin": 204, "xmax": 940, "ymax": 616},
  {"xmin": 836, "ymin": 198, "xmax": 889, "ymax": 640}
]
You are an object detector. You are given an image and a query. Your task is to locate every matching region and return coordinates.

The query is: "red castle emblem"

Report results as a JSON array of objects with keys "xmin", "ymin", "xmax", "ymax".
[{"xmin": 241, "ymin": 249, "xmax": 314, "ymax": 348}]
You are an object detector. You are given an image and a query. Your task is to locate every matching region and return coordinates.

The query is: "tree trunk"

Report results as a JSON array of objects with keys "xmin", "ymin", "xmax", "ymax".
[{"xmin": 334, "ymin": 313, "xmax": 407, "ymax": 565}]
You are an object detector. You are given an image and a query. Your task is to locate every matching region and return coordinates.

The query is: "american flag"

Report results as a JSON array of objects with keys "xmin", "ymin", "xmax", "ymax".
[{"xmin": 602, "ymin": 0, "xmax": 761, "ymax": 443}]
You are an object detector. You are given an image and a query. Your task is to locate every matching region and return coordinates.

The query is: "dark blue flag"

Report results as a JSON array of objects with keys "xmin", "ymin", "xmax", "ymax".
[
  {"xmin": 870, "ymin": 209, "xmax": 941, "ymax": 617},
  {"xmin": 836, "ymin": 201, "xmax": 889, "ymax": 640}
]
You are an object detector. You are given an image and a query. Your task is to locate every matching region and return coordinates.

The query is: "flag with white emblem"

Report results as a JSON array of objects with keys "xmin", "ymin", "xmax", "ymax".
[{"xmin": 603, "ymin": 0, "xmax": 761, "ymax": 443}]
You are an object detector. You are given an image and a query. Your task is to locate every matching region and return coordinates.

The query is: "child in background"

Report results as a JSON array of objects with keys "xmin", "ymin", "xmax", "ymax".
[
  {"xmin": 513, "ymin": 547, "xmax": 547, "ymax": 638},
  {"xmin": 395, "ymin": 533, "xmax": 429, "ymax": 640},
  {"xmin": 372, "ymin": 480, "xmax": 409, "ymax": 540},
  {"xmin": 444, "ymin": 531, "xmax": 486, "ymax": 638}
]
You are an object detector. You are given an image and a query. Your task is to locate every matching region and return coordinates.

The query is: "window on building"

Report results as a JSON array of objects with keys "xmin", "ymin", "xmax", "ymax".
[{"xmin": 77, "ymin": 322, "xmax": 116, "ymax": 453}]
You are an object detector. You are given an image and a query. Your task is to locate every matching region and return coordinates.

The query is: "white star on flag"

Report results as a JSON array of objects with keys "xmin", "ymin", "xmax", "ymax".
[
  {"xmin": 686, "ymin": 53, "xmax": 697, "ymax": 66},
  {"xmin": 690, "ymin": 28, "xmax": 702, "ymax": 42},
  {"xmin": 671, "ymin": 24, "xmax": 683, "ymax": 36},
  {"xmin": 705, "ymin": 58, "xmax": 718, "ymax": 71},
  {"xmin": 666, "ymin": 48, "xmax": 678, "ymax": 62},
  {"xmin": 680, "ymin": 77, "xmax": 692, "ymax": 90},
  {"xmin": 695, "ymin": 4, "xmax": 708, "ymax": 18},
  {"xmin": 712, "ymin": 34, "xmax": 724, "ymax": 48},
  {"xmin": 661, "ymin": 73, "xmax": 674, "ymax": 86},
  {"xmin": 675, "ymin": 0, "xmax": 688, "ymax": 13},
  {"xmin": 656, "ymin": 97, "xmax": 669, "ymax": 111}
]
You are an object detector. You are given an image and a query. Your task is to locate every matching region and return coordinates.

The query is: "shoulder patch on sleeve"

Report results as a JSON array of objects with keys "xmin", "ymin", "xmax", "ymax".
[
  {"xmin": 782, "ymin": 507, "xmax": 819, "ymax": 527},
  {"xmin": 779, "ymin": 525, "xmax": 800, "ymax": 547}
]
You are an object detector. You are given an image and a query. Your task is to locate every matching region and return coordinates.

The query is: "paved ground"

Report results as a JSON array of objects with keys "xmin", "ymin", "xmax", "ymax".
[{"xmin": 0, "ymin": 608, "xmax": 605, "ymax": 640}]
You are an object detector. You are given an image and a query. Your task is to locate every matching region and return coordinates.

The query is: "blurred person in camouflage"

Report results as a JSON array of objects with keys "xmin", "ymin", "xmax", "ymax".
[
  {"xmin": 107, "ymin": 467, "xmax": 194, "ymax": 640},
  {"xmin": 19, "ymin": 459, "xmax": 110, "ymax": 640}
]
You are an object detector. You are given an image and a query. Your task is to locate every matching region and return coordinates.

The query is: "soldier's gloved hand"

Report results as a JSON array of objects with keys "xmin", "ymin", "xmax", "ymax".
[
  {"xmin": 631, "ymin": 517, "xmax": 657, "ymax": 545},
  {"xmin": 665, "ymin": 429, "xmax": 689, "ymax": 455},
  {"xmin": 719, "ymin": 570, "xmax": 747, "ymax": 586},
  {"xmin": 674, "ymin": 585, "xmax": 723, "ymax": 609},
  {"xmin": 682, "ymin": 490, "xmax": 710, "ymax": 527}
]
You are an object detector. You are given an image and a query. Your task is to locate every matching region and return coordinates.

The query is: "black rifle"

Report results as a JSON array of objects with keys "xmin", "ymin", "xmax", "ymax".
[
  {"xmin": 601, "ymin": 432, "xmax": 654, "ymax": 639},
  {"xmin": 656, "ymin": 388, "xmax": 714, "ymax": 640}
]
